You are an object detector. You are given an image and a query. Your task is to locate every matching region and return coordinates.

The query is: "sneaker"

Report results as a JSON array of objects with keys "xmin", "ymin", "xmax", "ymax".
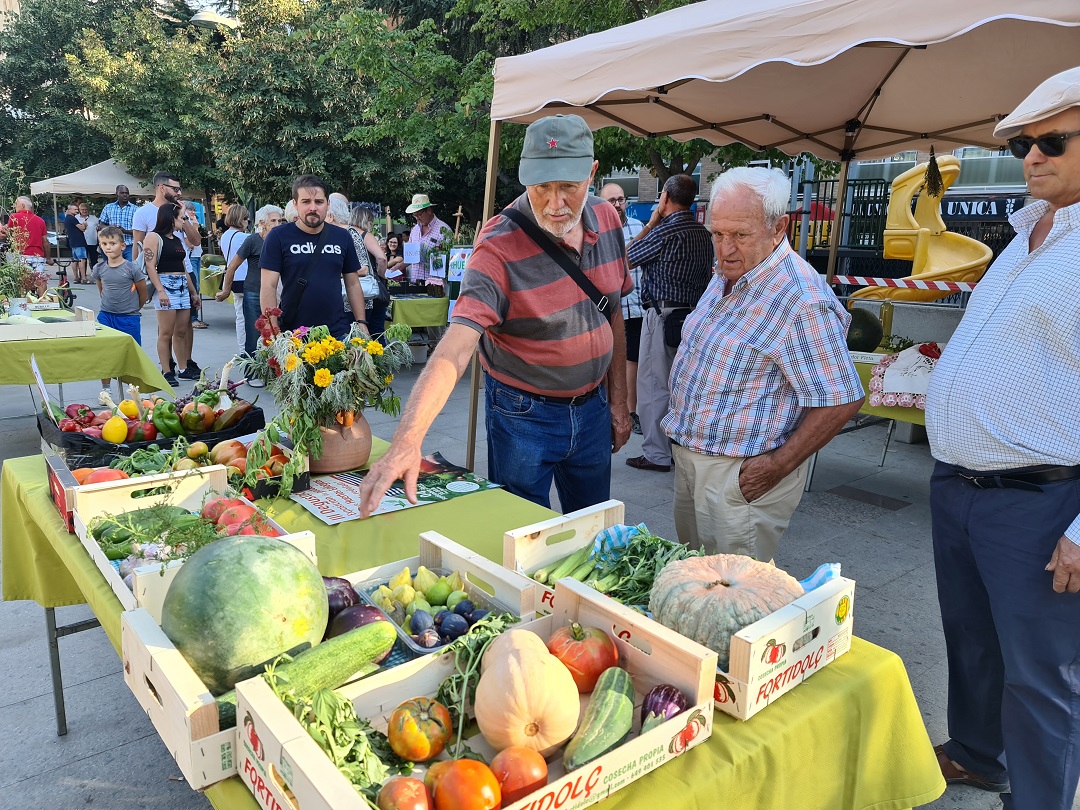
[
  {"xmin": 177, "ymin": 365, "xmax": 200, "ymax": 381},
  {"xmin": 162, "ymin": 371, "xmax": 178, "ymax": 387},
  {"xmin": 631, "ymin": 412, "xmax": 642, "ymax": 435},
  {"xmin": 248, "ymin": 378, "xmax": 265, "ymax": 389},
  {"xmin": 187, "ymin": 359, "xmax": 202, "ymax": 374}
]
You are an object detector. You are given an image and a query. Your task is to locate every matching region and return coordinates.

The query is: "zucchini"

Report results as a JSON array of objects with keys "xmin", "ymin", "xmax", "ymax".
[
  {"xmin": 215, "ymin": 619, "xmax": 397, "ymax": 728},
  {"xmin": 562, "ymin": 666, "xmax": 635, "ymax": 770},
  {"xmin": 543, "ymin": 545, "xmax": 594, "ymax": 584}
]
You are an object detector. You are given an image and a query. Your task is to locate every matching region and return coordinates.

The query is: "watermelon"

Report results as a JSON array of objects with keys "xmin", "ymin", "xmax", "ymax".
[
  {"xmin": 846, "ymin": 307, "xmax": 884, "ymax": 352},
  {"xmin": 160, "ymin": 535, "xmax": 329, "ymax": 695}
]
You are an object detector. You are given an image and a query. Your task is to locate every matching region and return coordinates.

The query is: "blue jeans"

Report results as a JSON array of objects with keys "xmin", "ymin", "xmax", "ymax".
[
  {"xmin": 485, "ymin": 374, "xmax": 611, "ymax": 512},
  {"xmin": 242, "ymin": 285, "xmax": 261, "ymax": 356},
  {"xmin": 122, "ymin": 245, "xmax": 132, "ymax": 261},
  {"xmin": 931, "ymin": 462, "xmax": 1080, "ymax": 810},
  {"xmin": 188, "ymin": 257, "xmax": 202, "ymax": 322}
]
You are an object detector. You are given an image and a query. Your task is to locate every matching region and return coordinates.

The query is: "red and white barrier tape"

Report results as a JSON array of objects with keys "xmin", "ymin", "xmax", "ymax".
[{"xmin": 833, "ymin": 275, "xmax": 976, "ymax": 292}]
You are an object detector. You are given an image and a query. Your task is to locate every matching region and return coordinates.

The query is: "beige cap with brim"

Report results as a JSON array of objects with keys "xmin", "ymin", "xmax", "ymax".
[{"xmin": 994, "ymin": 65, "xmax": 1080, "ymax": 140}]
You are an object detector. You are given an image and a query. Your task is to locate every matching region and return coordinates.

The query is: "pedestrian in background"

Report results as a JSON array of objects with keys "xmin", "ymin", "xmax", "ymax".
[
  {"xmin": 97, "ymin": 185, "xmax": 135, "ymax": 261},
  {"xmin": 79, "ymin": 202, "xmax": 99, "ymax": 270},
  {"xmin": 349, "ymin": 205, "xmax": 389, "ymax": 339},
  {"xmin": 216, "ymin": 204, "xmax": 252, "ymax": 354},
  {"xmin": 184, "ymin": 201, "xmax": 208, "ymax": 329}
]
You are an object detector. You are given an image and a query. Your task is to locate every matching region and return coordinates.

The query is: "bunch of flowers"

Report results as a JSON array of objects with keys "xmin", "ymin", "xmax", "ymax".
[
  {"xmin": 0, "ymin": 228, "xmax": 50, "ymax": 307},
  {"xmin": 241, "ymin": 310, "xmax": 413, "ymax": 463}
]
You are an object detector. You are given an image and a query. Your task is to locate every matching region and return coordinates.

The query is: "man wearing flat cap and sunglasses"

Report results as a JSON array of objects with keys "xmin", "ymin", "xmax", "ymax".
[
  {"xmin": 926, "ymin": 65, "xmax": 1080, "ymax": 810},
  {"xmin": 359, "ymin": 114, "xmax": 632, "ymax": 516}
]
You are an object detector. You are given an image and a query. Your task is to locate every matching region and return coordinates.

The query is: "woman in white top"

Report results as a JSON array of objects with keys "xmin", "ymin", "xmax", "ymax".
[
  {"xmin": 215, "ymin": 204, "xmax": 252, "ymax": 353},
  {"xmin": 79, "ymin": 202, "xmax": 99, "ymax": 269}
]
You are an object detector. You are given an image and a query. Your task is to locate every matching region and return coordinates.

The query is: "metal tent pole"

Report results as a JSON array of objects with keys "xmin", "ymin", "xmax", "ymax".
[{"xmin": 824, "ymin": 158, "xmax": 851, "ymax": 284}]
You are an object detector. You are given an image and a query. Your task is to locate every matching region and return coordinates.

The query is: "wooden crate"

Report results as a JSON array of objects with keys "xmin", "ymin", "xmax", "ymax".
[
  {"xmin": 503, "ymin": 499, "xmax": 625, "ymax": 613},
  {"xmin": 714, "ymin": 576, "xmax": 855, "ymax": 720},
  {"xmin": 121, "ymin": 531, "xmax": 317, "ymax": 790},
  {"xmin": 236, "ymin": 579, "xmax": 716, "ymax": 810},
  {"xmin": 0, "ymin": 305, "xmax": 96, "ymax": 341},
  {"xmin": 71, "ymin": 465, "xmax": 287, "ymax": 612}
]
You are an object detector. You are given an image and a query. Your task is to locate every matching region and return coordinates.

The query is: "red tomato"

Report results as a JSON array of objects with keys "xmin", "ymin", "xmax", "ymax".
[
  {"xmin": 387, "ymin": 698, "xmax": 452, "ymax": 762},
  {"xmin": 216, "ymin": 503, "xmax": 258, "ymax": 528},
  {"xmin": 546, "ymin": 622, "xmax": 618, "ymax": 692},
  {"xmin": 425, "ymin": 760, "xmax": 500, "ymax": 810},
  {"xmin": 84, "ymin": 468, "xmax": 129, "ymax": 484},
  {"xmin": 377, "ymin": 777, "xmax": 433, "ymax": 810},
  {"xmin": 490, "ymin": 746, "xmax": 548, "ymax": 804},
  {"xmin": 201, "ymin": 496, "xmax": 242, "ymax": 523}
]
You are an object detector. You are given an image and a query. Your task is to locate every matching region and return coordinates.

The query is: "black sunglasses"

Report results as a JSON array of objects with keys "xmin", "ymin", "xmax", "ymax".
[{"xmin": 1007, "ymin": 129, "xmax": 1080, "ymax": 159}]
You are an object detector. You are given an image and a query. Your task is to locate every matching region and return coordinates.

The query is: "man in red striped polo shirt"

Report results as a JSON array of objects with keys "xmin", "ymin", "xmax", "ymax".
[{"xmin": 359, "ymin": 114, "xmax": 633, "ymax": 515}]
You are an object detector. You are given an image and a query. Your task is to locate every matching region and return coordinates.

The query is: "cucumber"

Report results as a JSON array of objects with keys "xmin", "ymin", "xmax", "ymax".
[
  {"xmin": 215, "ymin": 619, "xmax": 397, "ymax": 728},
  {"xmin": 562, "ymin": 666, "xmax": 635, "ymax": 770}
]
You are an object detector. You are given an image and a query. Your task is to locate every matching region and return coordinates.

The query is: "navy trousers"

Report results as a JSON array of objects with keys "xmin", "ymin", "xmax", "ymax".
[{"xmin": 931, "ymin": 461, "xmax": 1080, "ymax": 810}]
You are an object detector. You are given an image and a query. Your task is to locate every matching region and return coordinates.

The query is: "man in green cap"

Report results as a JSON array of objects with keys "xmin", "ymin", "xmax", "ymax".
[{"xmin": 360, "ymin": 113, "xmax": 633, "ymax": 515}]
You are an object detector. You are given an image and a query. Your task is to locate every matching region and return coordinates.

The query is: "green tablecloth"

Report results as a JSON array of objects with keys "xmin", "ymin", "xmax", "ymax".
[
  {"xmin": 0, "ymin": 450, "xmax": 945, "ymax": 810},
  {"xmin": 199, "ymin": 265, "xmax": 233, "ymax": 303},
  {"xmin": 856, "ymin": 362, "xmax": 926, "ymax": 426},
  {"xmin": 0, "ymin": 324, "xmax": 172, "ymax": 393},
  {"xmin": 389, "ymin": 295, "xmax": 449, "ymax": 328}
]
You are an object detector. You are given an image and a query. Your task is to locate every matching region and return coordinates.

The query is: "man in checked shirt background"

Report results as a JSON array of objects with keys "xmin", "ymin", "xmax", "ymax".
[
  {"xmin": 662, "ymin": 167, "xmax": 863, "ymax": 562},
  {"xmin": 925, "ymin": 66, "xmax": 1080, "ymax": 810}
]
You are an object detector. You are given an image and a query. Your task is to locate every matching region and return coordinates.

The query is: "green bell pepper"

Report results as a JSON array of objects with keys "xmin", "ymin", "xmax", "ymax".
[{"xmin": 152, "ymin": 401, "xmax": 182, "ymax": 438}]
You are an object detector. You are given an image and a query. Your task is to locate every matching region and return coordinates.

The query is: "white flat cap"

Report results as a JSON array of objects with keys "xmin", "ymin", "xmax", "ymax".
[{"xmin": 995, "ymin": 65, "xmax": 1080, "ymax": 140}]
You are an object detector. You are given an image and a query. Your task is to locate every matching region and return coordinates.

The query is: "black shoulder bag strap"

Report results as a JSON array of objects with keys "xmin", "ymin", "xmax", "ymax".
[
  {"xmin": 280, "ymin": 227, "xmax": 330, "ymax": 329},
  {"xmin": 501, "ymin": 207, "xmax": 613, "ymax": 321}
]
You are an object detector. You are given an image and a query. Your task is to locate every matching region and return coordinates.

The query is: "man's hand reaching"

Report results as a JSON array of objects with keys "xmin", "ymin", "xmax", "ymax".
[{"xmin": 358, "ymin": 442, "xmax": 422, "ymax": 518}]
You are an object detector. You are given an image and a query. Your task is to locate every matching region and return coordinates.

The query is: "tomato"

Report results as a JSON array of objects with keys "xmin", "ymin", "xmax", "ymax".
[
  {"xmin": 546, "ymin": 622, "xmax": 618, "ymax": 692},
  {"xmin": 187, "ymin": 441, "xmax": 209, "ymax": 460},
  {"xmin": 84, "ymin": 468, "xmax": 129, "ymax": 484},
  {"xmin": 226, "ymin": 457, "xmax": 247, "ymax": 476},
  {"xmin": 490, "ymin": 746, "xmax": 548, "ymax": 804},
  {"xmin": 71, "ymin": 468, "xmax": 95, "ymax": 485},
  {"xmin": 209, "ymin": 439, "xmax": 246, "ymax": 466},
  {"xmin": 425, "ymin": 759, "xmax": 500, "ymax": 810},
  {"xmin": 377, "ymin": 777, "xmax": 433, "ymax": 810},
  {"xmin": 201, "ymin": 496, "xmax": 243, "ymax": 523},
  {"xmin": 387, "ymin": 697, "xmax": 452, "ymax": 762},
  {"xmin": 216, "ymin": 503, "xmax": 258, "ymax": 528}
]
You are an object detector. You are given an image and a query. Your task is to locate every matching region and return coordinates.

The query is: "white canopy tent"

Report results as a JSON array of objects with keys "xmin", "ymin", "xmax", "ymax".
[
  {"xmin": 461, "ymin": 1, "xmax": 1080, "ymax": 467},
  {"xmin": 30, "ymin": 160, "xmax": 153, "ymax": 197}
]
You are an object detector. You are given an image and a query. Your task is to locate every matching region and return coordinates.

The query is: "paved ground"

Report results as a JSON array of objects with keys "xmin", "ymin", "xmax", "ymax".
[{"xmin": 0, "ymin": 284, "xmax": 1051, "ymax": 809}]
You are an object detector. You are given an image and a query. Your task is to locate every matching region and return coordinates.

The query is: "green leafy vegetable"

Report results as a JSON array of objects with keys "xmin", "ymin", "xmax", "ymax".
[{"xmin": 587, "ymin": 528, "xmax": 704, "ymax": 607}]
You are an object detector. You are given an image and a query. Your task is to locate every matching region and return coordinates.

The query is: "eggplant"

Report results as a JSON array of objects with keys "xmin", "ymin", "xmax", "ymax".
[
  {"xmin": 327, "ymin": 605, "xmax": 394, "ymax": 662},
  {"xmin": 323, "ymin": 576, "xmax": 360, "ymax": 620},
  {"xmin": 640, "ymin": 684, "xmax": 689, "ymax": 734}
]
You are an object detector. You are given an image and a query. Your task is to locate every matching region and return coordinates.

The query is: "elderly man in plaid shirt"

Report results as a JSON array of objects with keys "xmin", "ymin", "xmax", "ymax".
[{"xmin": 663, "ymin": 167, "xmax": 863, "ymax": 562}]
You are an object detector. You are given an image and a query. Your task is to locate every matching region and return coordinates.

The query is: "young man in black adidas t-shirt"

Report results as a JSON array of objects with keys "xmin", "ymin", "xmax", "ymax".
[{"xmin": 261, "ymin": 175, "xmax": 368, "ymax": 339}]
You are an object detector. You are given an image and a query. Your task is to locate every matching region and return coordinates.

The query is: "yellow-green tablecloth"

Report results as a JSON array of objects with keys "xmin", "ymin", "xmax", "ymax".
[
  {"xmin": 0, "ymin": 450, "xmax": 945, "ymax": 810},
  {"xmin": 856, "ymin": 362, "xmax": 926, "ymax": 426},
  {"xmin": 0, "ymin": 324, "xmax": 172, "ymax": 393},
  {"xmin": 388, "ymin": 295, "xmax": 449, "ymax": 328},
  {"xmin": 199, "ymin": 264, "xmax": 233, "ymax": 303}
]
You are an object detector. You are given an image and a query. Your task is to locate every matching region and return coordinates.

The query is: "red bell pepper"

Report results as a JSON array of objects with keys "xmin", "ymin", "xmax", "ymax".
[
  {"xmin": 91, "ymin": 410, "xmax": 113, "ymax": 427},
  {"xmin": 126, "ymin": 421, "xmax": 158, "ymax": 442},
  {"xmin": 65, "ymin": 403, "xmax": 94, "ymax": 426},
  {"xmin": 82, "ymin": 426, "xmax": 104, "ymax": 439},
  {"xmin": 58, "ymin": 418, "xmax": 82, "ymax": 432}
]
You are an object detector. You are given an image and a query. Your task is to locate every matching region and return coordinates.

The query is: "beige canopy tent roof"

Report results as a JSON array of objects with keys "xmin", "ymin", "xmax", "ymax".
[
  {"xmin": 30, "ymin": 160, "xmax": 153, "ymax": 197},
  {"xmin": 460, "ymin": 1, "xmax": 1080, "ymax": 467}
]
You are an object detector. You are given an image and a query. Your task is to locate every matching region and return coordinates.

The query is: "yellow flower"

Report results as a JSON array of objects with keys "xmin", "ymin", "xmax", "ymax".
[
  {"xmin": 284, "ymin": 354, "xmax": 299, "ymax": 372},
  {"xmin": 351, "ymin": 336, "xmax": 365, "ymax": 346},
  {"xmin": 313, "ymin": 368, "xmax": 332, "ymax": 388},
  {"xmin": 290, "ymin": 337, "xmax": 302, "ymax": 349},
  {"xmin": 366, "ymin": 340, "xmax": 384, "ymax": 356},
  {"xmin": 322, "ymin": 337, "xmax": 344, "ymax": 355},
  {"xmin": 303, "ymin": 343, "xmax": 325, "ymax": 364},
  {"xmin": 384, "ymin": 374, "xmax": 394, "ymax": 385}
]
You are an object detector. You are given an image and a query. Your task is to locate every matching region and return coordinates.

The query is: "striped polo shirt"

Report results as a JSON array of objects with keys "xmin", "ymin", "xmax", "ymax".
[{"xmin": 451, "ymin": 192, "xmax": 631, "ymax": 398}]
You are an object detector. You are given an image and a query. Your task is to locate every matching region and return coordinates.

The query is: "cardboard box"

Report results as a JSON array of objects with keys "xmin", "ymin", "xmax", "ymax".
[
  {"xmin": 71, "ymin": 465, "xmax": 287, "ymax": 612},
  {"xmin": 714, "ymin": 576, "xmax": 855, "ymax": 720},
  {"xmin": 0, "ymin": 305, "xmax": 96, "ymax": 341},
  {"xmin": 236, "ymin": 579, "xmax": 716, "ymax": 810},
  {"xmin": 503, "ymin": 499, "xmax": 626, "ymax": 613},
  {"xmin": 120, "ymin": 532, "xmax": 317, "ymax": 791}
]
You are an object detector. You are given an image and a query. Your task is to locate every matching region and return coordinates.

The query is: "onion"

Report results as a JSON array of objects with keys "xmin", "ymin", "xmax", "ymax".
[
  {"xmin": 323, "ymin": 576, "xmax": 360, "ymax": 620},
  {"xmin": 327, "ymin": 605, "xmax": 395, "ymax": 662}
]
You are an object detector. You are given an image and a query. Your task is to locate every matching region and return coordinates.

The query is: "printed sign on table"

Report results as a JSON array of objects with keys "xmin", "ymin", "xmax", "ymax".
[
  {"xmin": 448, "ymin": 247, "xmax": 472, "ymax": 282},
  {"xmin": 289, "ymin": 452, "xmax": 499, "ymax": 525},
  {"xmin": 403, "ymin": 242, "xmax": 421, "ymax": 265}
]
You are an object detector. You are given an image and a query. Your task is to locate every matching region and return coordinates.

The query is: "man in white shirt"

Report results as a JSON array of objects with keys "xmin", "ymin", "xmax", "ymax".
[{"xmin": 925, "ymin": 65, "xmax": 1080, "ymax": 810}]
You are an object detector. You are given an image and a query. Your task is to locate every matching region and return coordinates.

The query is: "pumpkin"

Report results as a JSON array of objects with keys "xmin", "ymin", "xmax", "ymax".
[
  {"xmin": 474, "ymin": 633, "xmax": 579, "ymax": 756},
  {"xmin": 649, "ymin": 555, "xmax": 804, "ymax": 671},
  {"xmin": 480, "ymin": 628, "xmax": 550, "ymax": 674}
]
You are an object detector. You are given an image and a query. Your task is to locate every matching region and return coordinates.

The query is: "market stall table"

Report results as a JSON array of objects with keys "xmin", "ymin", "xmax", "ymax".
[
  {"xmin": 388, "ymin": 294, "xmax": 449, "ymax": 328},
  {"xmin": 1, "ymin": 451, "xmax": 945, "ymax": 810}
]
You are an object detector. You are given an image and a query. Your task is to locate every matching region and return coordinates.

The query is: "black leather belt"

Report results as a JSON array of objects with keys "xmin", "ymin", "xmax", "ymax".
[
  {"xmin": 650, "ymin": 300, "xmax": 693, "ymax": 311},
  {"xmin": 955, "ymin": 464, "xmax": 1080, "ymax": 491},
  {"xmin": 509, "ymin": 383, "xmax": 602, "ymax": 407}
]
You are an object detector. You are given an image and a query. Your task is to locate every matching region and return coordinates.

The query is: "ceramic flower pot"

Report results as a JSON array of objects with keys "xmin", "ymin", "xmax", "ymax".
[
  {"xmin": 308, "ymin": 412, "xmax": 372, "ymax": 474},
  {"xmin": 7, "ymin": 297, "xmax": 31, "ymax": 317}
]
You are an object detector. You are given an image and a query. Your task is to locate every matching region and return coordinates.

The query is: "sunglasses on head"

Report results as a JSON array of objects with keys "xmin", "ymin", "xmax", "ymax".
[{"xmin": 1007, "ymin": 129, "xmax": 1080, "ymax": 159}]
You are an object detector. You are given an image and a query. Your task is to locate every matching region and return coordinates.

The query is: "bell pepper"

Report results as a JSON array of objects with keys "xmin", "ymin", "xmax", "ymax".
[
  {"xmin": 181, "ymin": 401, "xmax": 215, "ymax": 433},
  {"xmin": 126, "ymin": 421, "xmax": 158, "ymax": 442},
  {"xmin": 91, "ymin": 410, "xmax": 113, "ymax": 427},
  {"xmin": 82, "ymin": 426, "xmax": 103, "ymax": 439},
  {"xmin": 152, "ymin": 401, "xmax": 182, "ymax": 438},
  {"xmin": 65, "ymin": 403, "xmax": 94, "ymax": 427},
  {"xmin": 197, "ymin": 389, "xmax": 223, "ymax": 409},
  {"xmin": 58, "ymin": 418, "xmax": 82, "ymax": 432},
  {"xmin": 211, "ymin": 401, "xmax": 253, "ymax": 432}
]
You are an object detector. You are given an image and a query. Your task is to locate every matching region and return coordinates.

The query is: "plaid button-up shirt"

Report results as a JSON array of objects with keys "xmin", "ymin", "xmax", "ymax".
[
  {"xmin": 98, "ymin": 201, "xmax": 136, "ymax": 246},
  {"xmin": 663, "ymin": 241, "xmax": 863, "ymax": 457}
]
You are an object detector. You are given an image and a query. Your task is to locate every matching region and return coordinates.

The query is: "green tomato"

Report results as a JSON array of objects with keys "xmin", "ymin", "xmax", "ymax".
[{"xmin": 446, "ymin": 589, "xmax": 469, "ymax": 609}]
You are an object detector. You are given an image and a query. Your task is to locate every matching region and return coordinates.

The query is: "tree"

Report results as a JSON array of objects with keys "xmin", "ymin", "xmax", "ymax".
[{"xmin": 0, "ymin": 0, "xmax": 140, "ymax": 184}]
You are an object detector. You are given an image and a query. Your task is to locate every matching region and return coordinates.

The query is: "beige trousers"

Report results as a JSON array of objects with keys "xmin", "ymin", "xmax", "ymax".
[{"xmin": 672, "ymin": 444, "xmax": 808, "ymax": 562}]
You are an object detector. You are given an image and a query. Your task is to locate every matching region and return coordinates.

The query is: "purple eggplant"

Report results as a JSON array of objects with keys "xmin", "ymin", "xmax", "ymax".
[
  {"xmin": 327, "ymin": 605, "xmax": 394, "ymax": 662},
  {"xmin": 640, "ymin": 684, "xmax": 689, "ymax": 734},
  {"xmin": 323, "ymin": 576, "xmax": 360, "ymax": 620}
]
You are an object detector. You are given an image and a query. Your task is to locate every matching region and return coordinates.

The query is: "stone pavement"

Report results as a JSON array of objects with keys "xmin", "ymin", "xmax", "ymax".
[{"xmin": 0, "ymin": 284, "xmax": 1050, "ymax": 809}]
